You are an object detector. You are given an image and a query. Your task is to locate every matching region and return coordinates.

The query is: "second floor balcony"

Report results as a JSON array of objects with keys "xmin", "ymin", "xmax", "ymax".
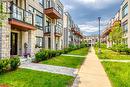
[
  {"xmin": 44, "ymin": 26, "xmax": 51, "ymax": 35},
  {"xmin": 44, "ymin": 0, "xmax": 62, "ymax": 19},
  {"xmin": 9, "ymin": 3, "xmax": 36, "ymax": 31},
  {"xmin": 55, "ymin": 25, "xmax": 62, "ymax": 36},
  {"xmin": 44, "ymin": 25, "xmax": 62, "ymax": 36}
]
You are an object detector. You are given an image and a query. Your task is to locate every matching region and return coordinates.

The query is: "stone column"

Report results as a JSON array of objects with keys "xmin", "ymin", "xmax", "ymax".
[
  {"xmin": 59, "ymin": 37, "xmax": 62, "ymax": 50},
  {"xmin": 51, "ymin": 22, "xmax": 55, "ymax": 50},
  {"xmin": 45, "ymin": 36, "xmax": 49, "ymax": 49},
  {"xmin": 0, "ymin": 18, "xmax": 11, "ymax": 58},
  {"xmin": 28, "ymin": 30, "xmax": 36, "ymax": 57},
  {"xmin": 21, "ymin": 31, "xmax": 28, "ymax": 56}
]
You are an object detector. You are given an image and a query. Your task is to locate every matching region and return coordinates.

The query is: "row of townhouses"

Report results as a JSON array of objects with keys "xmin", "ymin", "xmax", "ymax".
[
  {"xmin": 84, "ymin": 36, "xmax": 98, "ymax": 46},
  {"xmin": 101, "ymin": 0, "xmax": 130, "ymax": 48},
  {"xmin": 0, "ymin": 0, "xmax": 83, "ymax": 58}
]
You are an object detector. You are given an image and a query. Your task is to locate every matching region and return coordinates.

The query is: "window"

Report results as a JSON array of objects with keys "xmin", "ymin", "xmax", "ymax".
[
  {"xmin": 36, "ymin": 37, "xmax": 43, "ymax": 48},
  {"xmin": 122, "ymin": 3, "xmax": 128, "ymax": 18},
  {"xmin": 35, "ymin": 11, "xmax": 43, "ymax": 29},
  {"xmin": 123, "ymin": 22, "xmax": 128, "ymax": 36},
  {"xmin": 35, "ymin": 15, "xmax": 43, "ymax": 28}
]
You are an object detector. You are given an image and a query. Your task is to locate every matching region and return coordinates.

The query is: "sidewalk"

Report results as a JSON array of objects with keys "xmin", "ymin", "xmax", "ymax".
[
  {"xmin": 20, "ymin": 63, "xmax": 78, "ymax": 77},
  {"xmin": 77, "ymin": 47, "xmax": 112, "ymax": 87}
]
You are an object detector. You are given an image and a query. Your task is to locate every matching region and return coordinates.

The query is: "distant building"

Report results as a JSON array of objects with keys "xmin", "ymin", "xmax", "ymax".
[{"xmin": 84, "ymin": 36, "xmax": 98, "ymax": 46}]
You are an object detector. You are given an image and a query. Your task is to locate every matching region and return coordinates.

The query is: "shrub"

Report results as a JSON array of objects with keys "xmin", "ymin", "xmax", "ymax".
[
  {"xmin": 0, "ymin": 59, "xmax": 9, "ymax": 73},
  {"xmin": 10, "ymin": 57, "xmax": 20, "ymax": 70},
  {"xmin": 109, "ymin": 44, "xmax": 130, "ymax": 55},
  {"xmin": 0, "ymin": 57, "xmax": 20, "ymax": 73},
  {"xmin": 94, "ymin": 42, "xmax": 107, "ymax": 48},
  {"xmin": 35, "ymin": 51, "xmax": 46, "ymax": 62},
  {"xmin": 35, "ymin": 44, "xmax": 88, "ymax": 62}
]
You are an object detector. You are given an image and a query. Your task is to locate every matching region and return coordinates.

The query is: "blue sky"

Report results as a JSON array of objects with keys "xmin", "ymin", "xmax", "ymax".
[{"xmin": 61, "ymin": 0, "xmax": 123, "ymax": 36}]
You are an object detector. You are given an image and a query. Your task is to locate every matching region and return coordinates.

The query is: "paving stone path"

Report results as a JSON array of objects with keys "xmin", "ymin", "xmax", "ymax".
[
  {"xmin": 20, "ymin": 63, "xmax": 78, "ymax": 77},
  {"xmin": 73, "ymin": 47, "xmax": 112, "ymax": 87},
  {"xmin": 100, "ymin": 59, "xmax": 130, "ymax": 63}
]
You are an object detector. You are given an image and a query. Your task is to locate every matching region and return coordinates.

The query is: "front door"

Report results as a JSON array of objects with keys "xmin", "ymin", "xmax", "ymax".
[{"xmin": 11, "ymin": 32, "xmax": 18, "ymax": 55}]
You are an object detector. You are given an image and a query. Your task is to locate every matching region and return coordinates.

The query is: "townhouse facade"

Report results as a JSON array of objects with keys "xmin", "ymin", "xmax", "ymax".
[
  {"xmin": 44, "ymin": 0, "xmax": 63, "ymax": 50},
  {"xmin": 101, "ymin": 0, "xmax": 130, "ymax": 48},
  {"xmin": 0, "ymin": 0, "xmax": 83, "ymax": 59},
  {"xmin": 120, "ymin": 0, "xmax": 130, "ymax": 48},
  {"xmin": 101, "ymin": 11, "xmax": 120, "ymax": 48},
  {"xmin": 63, "ymin": 12, "xmax": 83, "ymax": 48},
  {"xmin": 1, "ymin": 0, "xmax": 45, "ymax": 58}
]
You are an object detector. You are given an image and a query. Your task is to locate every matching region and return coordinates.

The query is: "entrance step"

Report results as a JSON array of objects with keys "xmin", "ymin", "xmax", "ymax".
[{"xmin": 20, "ymin": 57, "xmax": 33, "ymax": 64}]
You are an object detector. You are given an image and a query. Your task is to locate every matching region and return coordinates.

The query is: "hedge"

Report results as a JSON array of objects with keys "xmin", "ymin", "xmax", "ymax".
[
  {"xmin": 94, "ymin": 42, "xmax": 107, "ymax": 48},
  {"xmin": 35, "ymin": 44, "xmax": 87, "ymax": 62},
  {"xmin": 109, "ymin": 44, "xmax": 130, "ymax": 55},
  {"xmin": 0, "ymin": 56, "xmax": 20, "ymax": 73}
]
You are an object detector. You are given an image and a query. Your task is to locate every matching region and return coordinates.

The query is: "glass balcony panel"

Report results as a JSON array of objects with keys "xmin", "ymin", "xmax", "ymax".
[
  {"xmin": 24, "ymin": 11, "xmax": 33, "ymax": 24},
  {"xmin": 11, "ymin": 4, "xmax": 33, "ymax": 25},
  {"xmin": 45, "ymin": 26, "xmax": 51, "ymax": 33},
  {"xmin": 12, "ymin": 5, "xmax": 24, "ymax": 21}
]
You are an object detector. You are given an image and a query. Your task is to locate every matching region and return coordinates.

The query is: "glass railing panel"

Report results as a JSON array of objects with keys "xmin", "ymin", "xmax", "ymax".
[
  {"xmin": 24, "ymin": 11, "xmax": 33, "ymax": 24},
  {"xmin": 12, "ymin": 4, "xmax": 24, "ymax": 21},
  {"xmin": 45, "ymin": 26, "xmax": 51, "ymax": 33},
  {"xmin": 55, "ymin": 25, "xmax": 62, "ymax": 34},
  {"xmin": 45, "ymin": 0, "xmax": 63, "ymax": 15},
  {"xmin": 11, "ymin": 4, "xmax": 33, "ymax": 25}
]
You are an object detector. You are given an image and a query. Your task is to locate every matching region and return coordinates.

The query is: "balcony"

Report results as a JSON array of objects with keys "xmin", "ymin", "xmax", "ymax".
[
  {"xmin": 44, "ymin": 2, "xmax": 62, "ymax": 19},
  {"xmin": 55, "ymin": 25, "xmax": 62, "ymax": 37},
  {"xmin": 44, "ymin": 26, "xmax": 51, "ymax": 36},
  {"xmin": 9, "ymin": 4, "xmax": 36, "ymax": 30}
]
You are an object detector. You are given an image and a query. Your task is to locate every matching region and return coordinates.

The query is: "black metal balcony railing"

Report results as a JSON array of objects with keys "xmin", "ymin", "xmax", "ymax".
[
  {"xmin": 11, "ymin": 4, "xmax": 33, "ymax": 25},
  {"xmin": 45, "ymin": 0, "xmax": 63, "ymax": 15},
  {"xmin": 55, "ymin": 25, "xmax": 62, "ymax": 34},
  {"xmin": 44, "ymin": 26, "xmax": 51, "ymax": 33}
]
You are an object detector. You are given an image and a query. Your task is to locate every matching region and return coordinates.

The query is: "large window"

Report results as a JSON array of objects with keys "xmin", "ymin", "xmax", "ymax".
[
  {"xmin": 35, "ymin": 15, "xmax": 43, "ymax": 28},
  {"xmin": 28, "ymin": 6, "xmax": 43, "ymax": 29},
  {"xmin": 36, "ymin": 37, "xmax": 43, "ymax": 48},
  {"xmin": 35, "ymin": 11, "xmax": 43, "ymax": 29},
  {"xmin": 122, "ymin": 3, "xmax": 128, "ymax": 18},
  {"xmin": 123, "ymin": 22, "xmax": 128, "ymax": 36}
]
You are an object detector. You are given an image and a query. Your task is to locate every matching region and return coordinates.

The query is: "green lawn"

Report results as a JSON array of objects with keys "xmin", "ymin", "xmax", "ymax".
[
  {"xmin": 0, "ymin": 69, "xmax": 74, "ymax": 87},
  {"xmin": 41, "ymin": 56, "xmax": 86, "ymax": 68},
  {"xmin": 95, "ymin": 48, "xmax": 130, "ymax": 60},
  {"xmin": 102, "ymin": 62, "xmax": 130, "ymax": 87},
  {"xmin": 41, "ymin": 48, "xmax": 89, "ymax": 68},
  {"xmin": 68, "ymin": 48, "xmax": 89, "ymax": 56}
]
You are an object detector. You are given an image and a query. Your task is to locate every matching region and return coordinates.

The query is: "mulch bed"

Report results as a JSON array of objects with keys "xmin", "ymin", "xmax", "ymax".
[{"xmin": 0, "ymin": 84, "xmax": 9, "ymax": 87}]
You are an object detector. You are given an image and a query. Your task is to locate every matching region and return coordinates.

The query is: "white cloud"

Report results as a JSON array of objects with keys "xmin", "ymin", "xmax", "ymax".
[
  {"xmin": 64, "ymin": 5, "xmax": 75, "ymax": 11},
  {"xmin": 79, "ymin": 19, "xmax": 109, "ymax": 34},
  {"xmin": 74, "ymin": 0, "xmax": 122, "ymax": 9}
]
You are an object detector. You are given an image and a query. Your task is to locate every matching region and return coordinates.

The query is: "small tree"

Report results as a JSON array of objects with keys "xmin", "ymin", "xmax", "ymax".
[{"xmin": 109, "ymin": 21, "xmax": 123, "ymax": 45}]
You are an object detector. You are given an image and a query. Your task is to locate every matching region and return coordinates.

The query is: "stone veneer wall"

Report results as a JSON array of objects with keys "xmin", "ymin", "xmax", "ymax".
[{"xmin": 0, "ymin": 18, "xmax": 11, "ymax": 58}]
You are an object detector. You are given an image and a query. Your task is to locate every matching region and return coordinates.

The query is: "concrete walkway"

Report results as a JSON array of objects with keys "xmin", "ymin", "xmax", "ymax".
[
  {"xmin": 20, "ymin": 63, "xmax": 78, "ymax": 77},
  {"xmin": 76, "ymin": 47, "xmax": 112, "ymax": 87},
  {"xmin": 100, "ymin": 59, "xmax": 130, "ymax": 63},
  {"xmin": 62, "ymin": 54, "xmax": 86, "ymax": 58}
]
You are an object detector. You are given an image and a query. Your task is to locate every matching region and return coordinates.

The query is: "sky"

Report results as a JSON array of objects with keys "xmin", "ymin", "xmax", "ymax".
[{"xmin": 61, "ymin": 0, "xmax": 123, "ymax": 36}]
